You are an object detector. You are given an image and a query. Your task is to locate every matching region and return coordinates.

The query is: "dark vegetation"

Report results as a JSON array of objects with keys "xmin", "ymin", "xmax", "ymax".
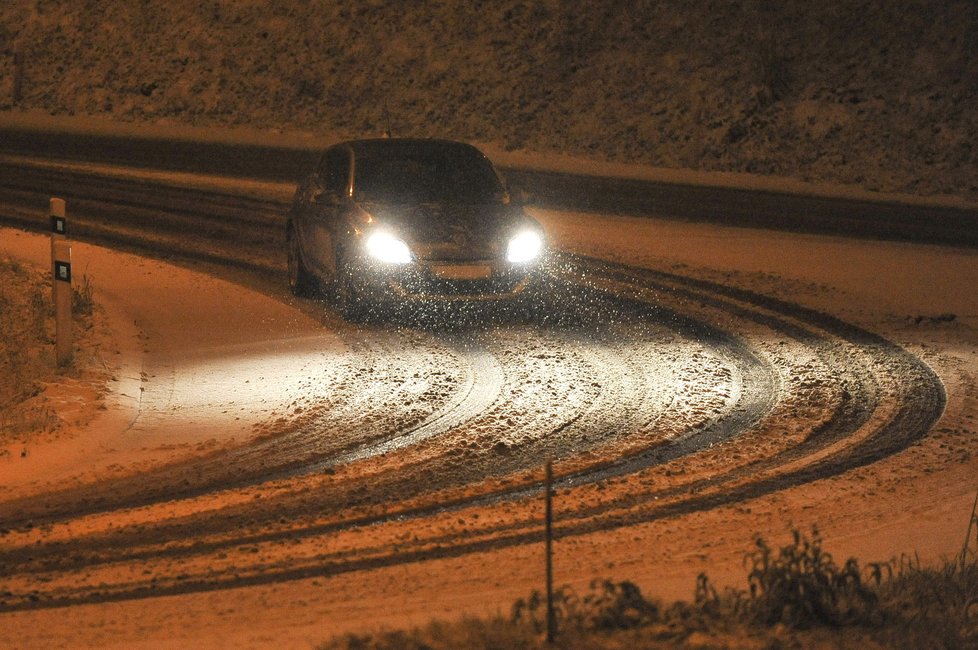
[
  {"xmin": 324, "ymin": 521, "xmax": 978, "ymax": 649},
  {"xmin": 0, "ymin": 257, "xmax": 96, "ymax": 439}
]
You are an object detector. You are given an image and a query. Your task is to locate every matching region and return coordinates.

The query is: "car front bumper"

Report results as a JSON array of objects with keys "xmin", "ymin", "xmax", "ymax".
[{"xmin": 350, "ymin": 257, "xmax": 545, "ymax": 302}]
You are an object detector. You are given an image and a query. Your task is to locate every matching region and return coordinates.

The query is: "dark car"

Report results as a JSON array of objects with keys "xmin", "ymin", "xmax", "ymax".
[{"xmin": 286, "ymin": 138, "xmax": 547, "ymax": 319}]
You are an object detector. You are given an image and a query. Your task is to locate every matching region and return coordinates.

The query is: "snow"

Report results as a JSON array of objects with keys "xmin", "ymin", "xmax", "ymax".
[
  {"xmin": 0, "ymin": 229, "xmax": 343, "ymax": 498},
  {"xmin": 1, "ymin": 182, "xmax": 976, "ymax": 646},
  {"xmin": 0, "ymin": 2, "xmax": 976, "ymax": 638},
  {"xmin": 533, "ymin": 208, "xmax": 978, "ymax": 323},
  {"xmin": 1, "ymin": 1, "xmax": 976, "ymax": 202}
]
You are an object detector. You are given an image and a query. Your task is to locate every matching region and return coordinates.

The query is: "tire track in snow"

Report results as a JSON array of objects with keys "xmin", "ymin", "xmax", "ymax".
[{"xmin": 0, "ymin": 166, "xmax": 946, "ymax": 613}]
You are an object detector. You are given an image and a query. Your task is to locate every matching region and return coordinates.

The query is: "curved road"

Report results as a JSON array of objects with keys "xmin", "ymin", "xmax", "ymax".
[{"xmin": 0, "ymin": 140, "xmax": 951, "ymax": 615}]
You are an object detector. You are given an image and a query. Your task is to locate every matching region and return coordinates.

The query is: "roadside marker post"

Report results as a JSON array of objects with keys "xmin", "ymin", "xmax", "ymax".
[
  {"xmin": 54, "ymin": 240, "xmax": 73, "ymax": 366},
  {"xmin": 50, "ymin": 197, "xmax": 66, "ymax": 271},
  {"xmin": 545, "ymin": 458, "xmax": 556, "ymax": 643},
  {"xmin": 49, "ymin": 198, "xmax": 72, "ymax": 366}
]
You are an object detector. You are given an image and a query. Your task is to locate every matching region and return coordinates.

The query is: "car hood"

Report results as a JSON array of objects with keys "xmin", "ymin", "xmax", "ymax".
[{"xmin": 361, "ymin": 202, "xmax": 540, "ymax": 261}]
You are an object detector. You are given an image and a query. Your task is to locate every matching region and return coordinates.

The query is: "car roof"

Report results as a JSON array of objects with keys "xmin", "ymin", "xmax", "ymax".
[{"xmin": 330, "ymin": 138, "xmax": 488, "ymax": 160}]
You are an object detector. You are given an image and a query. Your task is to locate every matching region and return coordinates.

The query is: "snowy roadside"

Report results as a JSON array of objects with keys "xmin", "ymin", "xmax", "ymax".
[
  {"xmin": 532, "ymin": 207, "xmax": 978, "ymax": 327},
  {"xmin": 3, "ymin": 109, "xmax": 978, "ymax": 211},
  {"xmin": 0, "ymin": 227, "xmax": 344, "ymax": 500}
]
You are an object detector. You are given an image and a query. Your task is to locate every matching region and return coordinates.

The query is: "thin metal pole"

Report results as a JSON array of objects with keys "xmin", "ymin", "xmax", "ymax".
[
  {"xmin": 960, "ymin": 488, "xmax": 978, "ymax": 568},
  {"xmin": 545, "ymin": 458, "xmax": 555, "ymax": 643}
]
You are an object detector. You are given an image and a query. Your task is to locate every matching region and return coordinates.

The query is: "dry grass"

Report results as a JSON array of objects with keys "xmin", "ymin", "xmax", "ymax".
[
  {"xmin": 325, "ymin": 617, "xmax": 538, "ymax": 650},
  {"xmin": 740, "ymin": 527, "xmax": 879, "ymax": 627},
  {"xmin": 0, "ymin": 256, "xmax": 56, "ymax": 439},
  {"xmin": 0, "ymin": 256, "xmax": 98, "ymax": 442},
  {"xmin": 323, "ymin": 515, "xmax": 978, "ymax": 649},
  {"xmin": 72, "ymin": 271, "xmax": 96, "ymax": 317}
]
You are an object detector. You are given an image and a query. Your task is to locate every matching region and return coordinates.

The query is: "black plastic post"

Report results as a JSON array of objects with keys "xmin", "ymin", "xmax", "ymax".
[{"xmin": 53, "ymin": 241, "xmax": 72, "ymax": 366}]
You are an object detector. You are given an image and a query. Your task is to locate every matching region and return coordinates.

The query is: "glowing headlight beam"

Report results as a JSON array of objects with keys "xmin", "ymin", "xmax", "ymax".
[
  {"xmin": 506, "ymin": 230, "xmax": 543, "ymax": 263},
  {"xmin": 366, "ymin": 232, "xmax": 413, "ymax": 264}
]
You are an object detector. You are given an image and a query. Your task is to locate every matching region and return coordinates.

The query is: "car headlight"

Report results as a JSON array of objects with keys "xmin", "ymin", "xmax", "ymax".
[
  {"xmin": 506, "ymin": 230, "xmax": 543, "ymax": 263},
  {"xmin": 365, "ymin": 231, "xmax": 413, "ymax": 264}
]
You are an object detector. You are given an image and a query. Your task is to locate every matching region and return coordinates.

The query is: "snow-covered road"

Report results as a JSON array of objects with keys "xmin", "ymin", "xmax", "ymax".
[{"xmin": 1, "ymin": 157, "xmax": 977, "ymax": 647}]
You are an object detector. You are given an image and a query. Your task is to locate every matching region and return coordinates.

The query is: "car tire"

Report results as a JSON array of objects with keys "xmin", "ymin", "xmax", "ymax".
[
  {"xmin": 332, "ymin": 254, "xmax": 369, "ymax": 322},
  {"xmin": 287, "ymin": 225, "xmax": 317, "ymax": 297}
]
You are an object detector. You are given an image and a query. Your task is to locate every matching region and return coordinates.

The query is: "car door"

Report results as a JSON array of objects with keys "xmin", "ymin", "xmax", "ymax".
[{"xmin": 306, "ymin": 147, "xmax": 351, "ymax": 280}]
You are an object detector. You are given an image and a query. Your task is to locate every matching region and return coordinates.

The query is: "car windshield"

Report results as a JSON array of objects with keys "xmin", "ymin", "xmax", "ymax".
[{"xmin": 353, "ymin": 145, "xmax": 506, "ymax": 205}]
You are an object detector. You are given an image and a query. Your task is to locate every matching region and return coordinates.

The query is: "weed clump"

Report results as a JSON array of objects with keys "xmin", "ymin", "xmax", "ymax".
[
  {"xmin": 743, "ymin": 526, "xmax": 879, "ymax": 628},
  {"xmin": 71, "ymin": 273, "xmax": 95, "ymax": 317},
  {"xmin": 872, "ymin": 553, "xmax": 978, "ymax": 648},
  {"xmin": 511, "ymin": 579, "xmax": 659, "ymax": 634}
]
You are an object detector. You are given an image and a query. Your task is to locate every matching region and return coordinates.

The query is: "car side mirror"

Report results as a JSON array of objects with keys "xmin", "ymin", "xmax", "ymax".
[
  {"xmin": 515, "ymin": 187, "xmax": 534, "ymax": 206},
  {"xmin": 313, "ymin": 191, "xmax": 342, "ymax": 206}
]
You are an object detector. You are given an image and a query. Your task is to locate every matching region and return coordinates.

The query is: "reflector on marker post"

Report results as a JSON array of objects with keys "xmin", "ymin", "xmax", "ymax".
[{"xmin": 55, "ymin": 259, "xmax": 72, "ymax": 283}]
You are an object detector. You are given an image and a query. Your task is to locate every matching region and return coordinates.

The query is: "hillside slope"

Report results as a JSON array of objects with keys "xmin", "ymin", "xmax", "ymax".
[{"xmin": 1, "ymin": 0, "xmax": 975, "ymax": 200}]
